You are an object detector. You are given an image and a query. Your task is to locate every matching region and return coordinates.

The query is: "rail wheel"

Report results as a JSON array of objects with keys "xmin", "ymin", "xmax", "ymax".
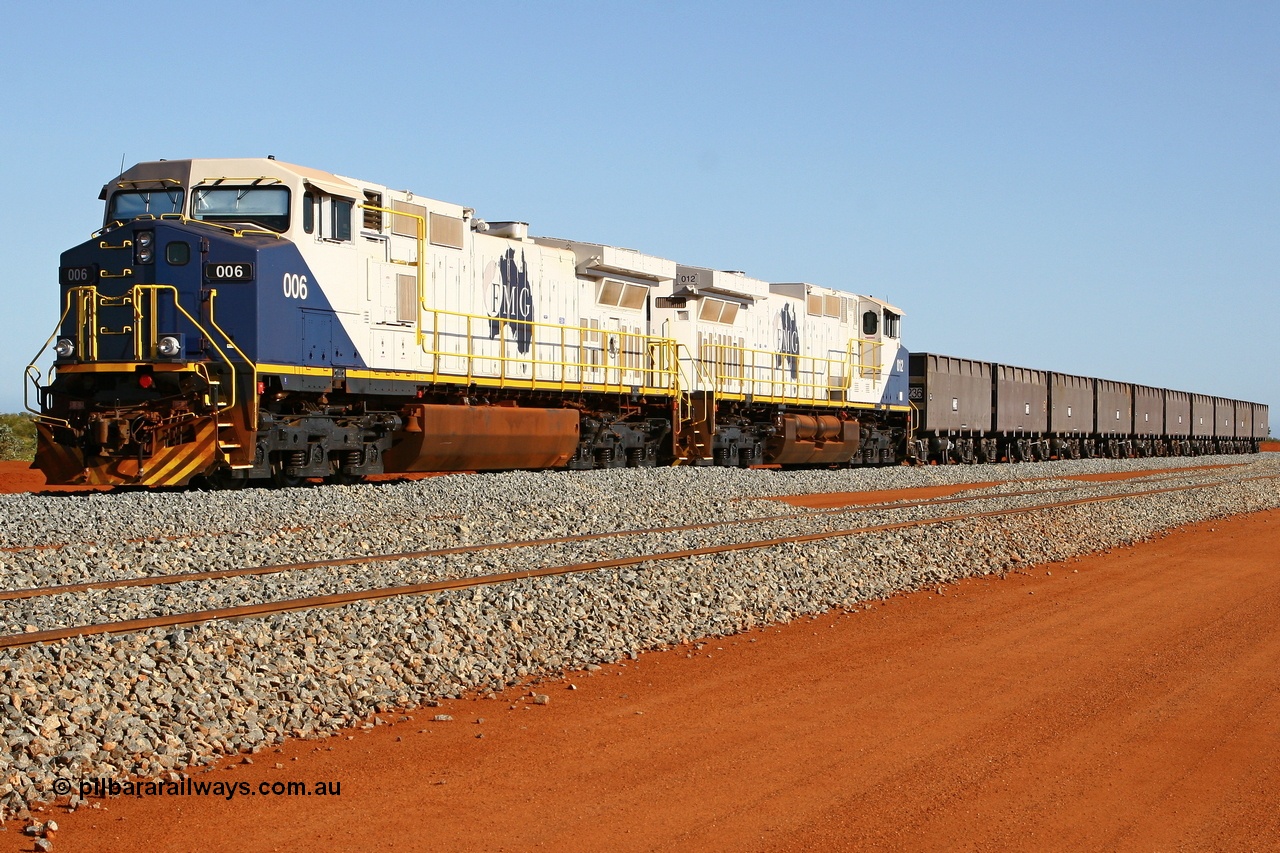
[{"xmin": 201, "ymin": 467, "xmax": 248, "ymax": 490}]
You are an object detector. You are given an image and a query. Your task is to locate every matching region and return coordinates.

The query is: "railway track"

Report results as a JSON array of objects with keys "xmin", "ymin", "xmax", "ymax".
[
  {"xmin": 3, "ymin": 470, "xmax": 1272, "ymax": 651},
  {"xmin": 0, "ymin": 512, "xmax": 463, "ymax": 556},
  {"xmin": 0, "ymin": 465, "xmax": 1240, "ymax": 605},
  {"xmin": 0, "ymin": 461, "xmax": 1244, "ymax": 556}
]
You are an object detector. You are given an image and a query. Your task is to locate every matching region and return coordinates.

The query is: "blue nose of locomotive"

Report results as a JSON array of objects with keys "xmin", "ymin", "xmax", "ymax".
[{"xmin": 57, "ymin": 219, "xmax": 262, "ymax": 365}]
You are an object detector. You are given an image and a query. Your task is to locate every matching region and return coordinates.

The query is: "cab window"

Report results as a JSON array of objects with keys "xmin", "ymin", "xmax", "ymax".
[
  {"xmin": 862, "ymin": 310, "xmax": 879, "ymax": 337},
  {"xmin": 333, "ymin": 198, "xmax": 352, "ymax": 241},
  {"xmin": 192, "ymin": 186, "xmax": 290, "ymax": 232},
  {"xmin": 107, "ymin": 189, "xmax": 183, "ymax": 223},
  {"xmin": 884, "ymin": 310, "xmax": 901, "ymax": 338}
]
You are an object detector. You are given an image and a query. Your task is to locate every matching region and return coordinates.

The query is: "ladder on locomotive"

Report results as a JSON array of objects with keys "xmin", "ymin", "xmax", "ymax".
[{"xmin": 672, "ymin": 344, "xmax": 716, "ymax": 464}]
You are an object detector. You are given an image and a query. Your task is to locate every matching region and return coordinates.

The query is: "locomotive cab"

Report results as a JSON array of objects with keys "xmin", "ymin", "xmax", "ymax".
[{"xmin": 30, "ymin": 159, "xmax": 376, "ymax": 487}]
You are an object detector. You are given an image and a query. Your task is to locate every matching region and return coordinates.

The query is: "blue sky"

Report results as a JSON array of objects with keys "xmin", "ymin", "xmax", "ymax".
[{"xmin": 1, "ymin": 1, "xmax": 1275, "ymax": 420}]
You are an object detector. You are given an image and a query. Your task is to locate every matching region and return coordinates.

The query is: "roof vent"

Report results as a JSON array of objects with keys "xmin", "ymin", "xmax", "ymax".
[{"xmin": 487, "ymin": 221, "xmax": 529, "ymax": 240}]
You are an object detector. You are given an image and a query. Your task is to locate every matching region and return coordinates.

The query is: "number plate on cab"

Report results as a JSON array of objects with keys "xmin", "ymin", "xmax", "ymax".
[
  {"xmin": 204, "ymin": 262, "xmax": 255, "ymax": 282},
  {"xmin": 59, "ymin": 265, "xmax": 99, "ymax": 286}
]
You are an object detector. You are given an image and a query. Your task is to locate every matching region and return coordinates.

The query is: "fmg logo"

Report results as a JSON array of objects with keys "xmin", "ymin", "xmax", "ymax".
[
  {"xmin": 484, "ymin": 248, "xmax": 533, "ymax": 354},
  {"xmin": 775, "ymin": 302, "xmax": 799, "ymax": 378}
]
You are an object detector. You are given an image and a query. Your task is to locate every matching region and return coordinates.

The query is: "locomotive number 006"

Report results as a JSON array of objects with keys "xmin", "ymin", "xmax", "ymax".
[
  {"xmin": 59, "ymin": 265, "xmax": 99, "ymax": 285},
  {"xmin": 282, "ymin": 273, "xmax": 309, "ymax": 300},
  {"xmin": 203, "ymin": 262, "xmax": 255, "ymax": 282}
]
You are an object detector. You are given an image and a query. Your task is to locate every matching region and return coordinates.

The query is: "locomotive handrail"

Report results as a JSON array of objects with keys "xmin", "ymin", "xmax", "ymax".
[
  {"xmin": 671, "ymin": 343, "xmax": 717, "ymax": 431},
  {"xmin": 91, "ymin": 213, "xmax": 285, "ymax": 241},
  {"xmin": 157, "ymin": 214, "xmax": 284, "ymax": 240},
  {"xmin": 115, "ymin": 178, "xmax": 182, "ymax": 189},
  {"xmin": 194, "ymin": 176, "xmax": 284, "ymax": 186},
  {"xmin": 417, "ymin": 307, "xmax": 680, "ymax": 396},
  {"xmin": 23, "ymin": 300, "xmax": 76, "ymax": 425},
  {"xmin": 358, "ymin": 202, "xmax": 425, "ymax": 350},
  {"xmin": 130, "ymin": 284, "xmax": 257, "ymax": 414},
  {"xmin": 675, "ymin": 337, "xmax": 884, "ymax": 407}
]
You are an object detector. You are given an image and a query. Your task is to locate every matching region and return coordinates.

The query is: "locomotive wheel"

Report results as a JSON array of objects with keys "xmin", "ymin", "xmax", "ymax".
[
  {"xmin": 201, "ymin": 467, "xmax": 247, "ymax": 491},
  {"xmin": 328, "ymin": 469, "xmax": 365, "ymax": 486},
  {"xmin": 272, "ymin": 467, "xmax": 306, "ymax": 488}
]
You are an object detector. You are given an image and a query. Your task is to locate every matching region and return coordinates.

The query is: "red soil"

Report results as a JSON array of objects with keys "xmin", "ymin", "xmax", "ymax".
[
  {"xmin": 0, "ymin": 460, "xmax": 107, "ymax": 494},
  {"xmin": 6, "ymin": 506, "xmax": 1280, "ymax": 851},
  {"xmin": 1059, "ymin": 462, "xmax": 1240, "ymax": 482}
]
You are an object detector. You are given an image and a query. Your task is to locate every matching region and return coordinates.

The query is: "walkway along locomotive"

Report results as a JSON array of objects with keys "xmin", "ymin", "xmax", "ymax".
[{"xmin": 27, "ymin": 158, "xmax": 911, "ymax": 487}]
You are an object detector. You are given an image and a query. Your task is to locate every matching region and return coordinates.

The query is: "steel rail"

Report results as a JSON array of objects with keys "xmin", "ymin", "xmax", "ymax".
[
  {"xmin": 0, "ymin": 461, "xmax": 1244, "ymax": 556},
  {"xmin": 2, "ymin": 473, "xmax": 1274, "ymax": 651},
  {"xmin": 0, "ymin": 466, "xmax": 1247, "ymax": 605},
  {"xmin": 0, "ymin": 478, "xmax": 1178, "ymax": 604},
  {"xmin": 0, "ymin": 513, "xmax": 463, "ymax": 556}
]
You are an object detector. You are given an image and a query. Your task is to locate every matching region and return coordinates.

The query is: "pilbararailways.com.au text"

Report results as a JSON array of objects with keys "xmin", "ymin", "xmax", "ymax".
[{"xmin": 53, "ymin": 777, "xmax": 341, "ymax": 801}]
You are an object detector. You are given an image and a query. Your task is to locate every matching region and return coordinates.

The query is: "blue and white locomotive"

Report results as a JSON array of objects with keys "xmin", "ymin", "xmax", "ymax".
[{"xmin": 29, "ymin": 158, "xmax": 910, "ymax": 486}]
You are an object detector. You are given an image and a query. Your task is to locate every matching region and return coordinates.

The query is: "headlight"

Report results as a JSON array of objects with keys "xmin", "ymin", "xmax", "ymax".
[
  {"xmin": 54, "ymin": 338, "xmax": 75, "ymax": 358},
  {"xmin": 134, "ymin": 230, "xmax": 155, "ymax": 264},
  {"xmin": 157, "ymin": 335, "xmax": 182, "ymax": 357}
]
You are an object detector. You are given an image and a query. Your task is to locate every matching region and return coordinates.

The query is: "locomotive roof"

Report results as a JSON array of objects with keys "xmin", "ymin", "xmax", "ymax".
[
  {"xmin": 101, "ymin": 158, "xmax": 364, "ymax": 200},
  {"xmin": 100, "ymin": 159, "xmax": 902, "ymax": 315}
]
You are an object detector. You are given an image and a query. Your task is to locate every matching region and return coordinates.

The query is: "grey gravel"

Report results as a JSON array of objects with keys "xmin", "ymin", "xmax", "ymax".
[{"xmin": 0, "ymin": 454, "xmax": 1277, "ymax": 816}]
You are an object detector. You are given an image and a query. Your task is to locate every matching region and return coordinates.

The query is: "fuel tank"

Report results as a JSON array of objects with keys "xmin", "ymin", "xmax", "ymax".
[
  {"xmin": 765, "ymin": 414, "xmax": 859, "ymax": 465},
  {"xmin": 383, "ymin": 404, "xmax": 580, "ymax": 472}
]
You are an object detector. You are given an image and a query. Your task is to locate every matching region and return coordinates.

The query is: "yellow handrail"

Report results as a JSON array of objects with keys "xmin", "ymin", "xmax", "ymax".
[
  {"xmin": 93, "ymin": 213, "xmax": 284, "ymax": 241},
  {"xmin": 677, "ymin": 337, "xmax": 886, "ymax": 407},
  {"xmin": 115, "ymin": 178, "xmax": 182, "ymax": 189},
  {"xmin": 24, "ymin": 299, "xmax": 76, "ymax": 425},
  {"xmin": 157, "ymin": 213, "xmax": 283, "ymax": 240},
  {"xmin": 129, "ymin": 284, "xmax": 255, "ymax": 411},
  {"xmin": 358, "ymin": 202, "xmax": 426, "ymax": 350},
  {"xmin": 194, "ymin": 176, "xmax": 284, "ymax": 186},
  {"xmin": 418, "ymin": 307, "xmax": 680, "ymax": 396},
  {"xmin": 28, "ymin": 284, "xmax": 257, "ymax": 417}
]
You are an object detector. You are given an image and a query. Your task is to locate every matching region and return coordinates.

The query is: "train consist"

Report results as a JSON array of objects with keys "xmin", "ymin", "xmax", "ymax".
[
  {"xmin": 25, "ymin": 157, "xmax": 1266, "ymax": 487},
  {"xmin": 910, "ymin": 353, "xmax": 1268, "ymax": 463}
]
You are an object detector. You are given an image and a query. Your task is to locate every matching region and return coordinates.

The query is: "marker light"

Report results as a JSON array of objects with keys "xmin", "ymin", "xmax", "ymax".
[
  {"xmin": 54, "ymin": 338, "xmax": 75, "ymax": 358},
  {"xmin": 134, "ymin": 230, "xmax": 155, "ymax": 264},
  {"xmin": 138, "ymin": 373, "xmax": 154, "ymax": 389},
  {"xmin": 157, "ymin": 336, "xmax": 182, "ymax": 357}
]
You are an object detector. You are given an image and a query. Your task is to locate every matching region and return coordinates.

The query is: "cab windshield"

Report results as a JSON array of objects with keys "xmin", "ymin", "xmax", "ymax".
[
  {"xmin": 107, "ymin": 189, "xmax": 184, "ymax": 223},
  {"xmin": 192, "ymin": 186, "xmax": 290, "ymax": 232}
]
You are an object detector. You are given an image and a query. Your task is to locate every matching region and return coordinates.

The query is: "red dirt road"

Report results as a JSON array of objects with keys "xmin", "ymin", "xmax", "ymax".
[
  {"xmin": 7, "ymin": 507, "xmax": 1280, "ymax": 851},
  {"xmin": 0, "ymin": 460, "xmax": 107, "ymax": 494}
]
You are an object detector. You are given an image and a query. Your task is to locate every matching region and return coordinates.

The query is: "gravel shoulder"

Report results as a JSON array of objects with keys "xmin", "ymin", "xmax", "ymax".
[
  {"xmin": 7, "ymin": 505, "xmax": 1279, "ymax": 852},
  {"xmin": 0, "ymin": 455, "xmax": 1278, "ymax": 847}
]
